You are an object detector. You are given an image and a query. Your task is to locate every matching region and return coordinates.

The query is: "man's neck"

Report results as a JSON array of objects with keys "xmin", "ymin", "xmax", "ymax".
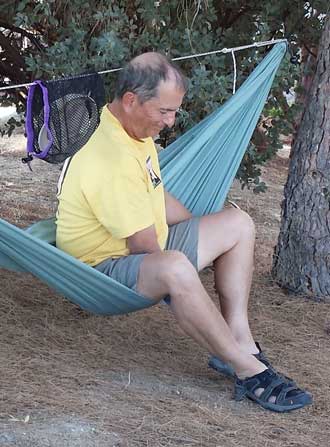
[
  {"xmin": 107, "ymin": 101, "xmax": 123, "ymax": 126},
  {"xmin": 107, "ymin": 101, "xmax": 143, "ymax": 142}
]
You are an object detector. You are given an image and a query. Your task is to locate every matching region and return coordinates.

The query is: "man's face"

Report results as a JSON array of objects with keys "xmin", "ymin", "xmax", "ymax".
[{"xmin": 129, "ymin": 80, "xmax": 185, "ymax": 140}]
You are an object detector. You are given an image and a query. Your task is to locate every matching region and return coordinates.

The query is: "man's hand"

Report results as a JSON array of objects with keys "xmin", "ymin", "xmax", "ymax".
[
  {"xmin": 127, "ymin": 224, "xmax": 162, "ymax": 254},
  {"xmin": 164, "ymin": 190, "xmax": 192, "ymax": 225}
]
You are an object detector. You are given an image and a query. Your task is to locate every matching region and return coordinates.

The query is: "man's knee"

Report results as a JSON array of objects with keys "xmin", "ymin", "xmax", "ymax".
[
  {"xmin": 137, "ymin": 250, "xmax": 197, "ymax": 299},
  {"xmin": 225, "ymin": 208, "xmax": 255, "ymax": 239},
  {"xmin": 159, "ymin": 250, "xmax": 197, "ymax": 286},
  {"xmin": 236, "ymin": 209, "xmax": 255, "ymax": 235}
]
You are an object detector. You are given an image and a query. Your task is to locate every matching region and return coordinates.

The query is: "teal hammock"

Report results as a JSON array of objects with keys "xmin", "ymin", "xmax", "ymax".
[{"xmin": 0, "ymin": 43, "xmax": 286, "ymax": 315}]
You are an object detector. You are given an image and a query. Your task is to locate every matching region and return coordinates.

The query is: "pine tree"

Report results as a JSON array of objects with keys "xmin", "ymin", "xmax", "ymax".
[{"xmin": 272, "ymin": 15, "xmax": 330, "ymax": 298}]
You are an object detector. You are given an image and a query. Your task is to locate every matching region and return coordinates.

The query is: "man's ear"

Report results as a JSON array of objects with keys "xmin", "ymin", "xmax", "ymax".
[{"xmin": 121, "ymin": 92, "xmax": 137, "ymax": 113}]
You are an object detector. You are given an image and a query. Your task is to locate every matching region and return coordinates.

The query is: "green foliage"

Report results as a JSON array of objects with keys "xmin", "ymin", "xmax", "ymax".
[{"xmin": 0, "ymin": 0, "xmax": 328, "ymax": 189}]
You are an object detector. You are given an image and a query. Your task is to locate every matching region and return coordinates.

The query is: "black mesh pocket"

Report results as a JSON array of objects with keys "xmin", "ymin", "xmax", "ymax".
[{"xmin": 25, "ymin": 73, "xmax": 106, "ymax": 164}]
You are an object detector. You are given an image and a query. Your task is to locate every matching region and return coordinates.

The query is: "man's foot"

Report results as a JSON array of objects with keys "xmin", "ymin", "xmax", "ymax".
[
  {"xmin": 208, "ymin": 342, "xmax": 297, "ymax": 386},
  {"xmin": 208, "ymin": 342, "xmax": 273, "ymax": 379},
  {"xmin": 234, "ymin": 369, "xmax": 312, "ymax": 412}
]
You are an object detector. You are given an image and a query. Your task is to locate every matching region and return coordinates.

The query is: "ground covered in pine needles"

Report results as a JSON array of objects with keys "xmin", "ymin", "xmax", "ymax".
[{"xmin": 0, "ymin": 131, "xmax": 330, "ymax": 447}]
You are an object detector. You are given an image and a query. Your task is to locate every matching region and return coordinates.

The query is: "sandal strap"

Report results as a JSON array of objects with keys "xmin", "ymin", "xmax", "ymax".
[
  {"xmin": 235, "ymin": 369, "xmax": 306, "ymax": 406},
  {"xmin": 258, "ymin": 375, "xmax": 285, "ymax": 402},
  {"xmin": 254, "ymin": 342, "xmax": 296, "ymax": 385},
  {"xmin": 277, "ymin": 384, "xmax": 300, "ymax": 403}
]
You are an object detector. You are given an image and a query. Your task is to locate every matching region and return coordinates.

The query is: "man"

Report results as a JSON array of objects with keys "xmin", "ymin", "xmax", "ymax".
[{"xmin": 56, "ymin": 52, "xmax": 312, "ymax": 412}]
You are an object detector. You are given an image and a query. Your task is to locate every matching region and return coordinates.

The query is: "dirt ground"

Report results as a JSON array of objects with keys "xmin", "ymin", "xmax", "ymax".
[{"xmin": 0, "ymin": 131, "xmax": 330, "ymax": 447}]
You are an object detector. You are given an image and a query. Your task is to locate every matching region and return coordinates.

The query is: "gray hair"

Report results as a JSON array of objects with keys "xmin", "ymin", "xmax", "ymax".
[{"xmin": 113, "ymin": 53, "xmax": 188, "ymax": 103}]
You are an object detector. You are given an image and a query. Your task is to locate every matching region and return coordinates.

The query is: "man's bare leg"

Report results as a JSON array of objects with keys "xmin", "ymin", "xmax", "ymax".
[
  {"xmin": 136, "ymin": 250, "xmax": 266, "ymax": 379},
  {"xmin": 198, "ymin": 208, "xmax": 259, "ymax": 355}
]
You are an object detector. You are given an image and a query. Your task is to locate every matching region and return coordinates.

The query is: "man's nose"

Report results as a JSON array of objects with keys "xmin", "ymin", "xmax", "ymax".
[{"xmin": 163, "ymin": 112, "xmax": 176, "ymax": 128}]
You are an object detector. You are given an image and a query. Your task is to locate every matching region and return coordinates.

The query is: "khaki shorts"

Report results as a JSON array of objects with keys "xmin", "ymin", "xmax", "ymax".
[{"xmin": 95, "ymin": 217, "xmax": 199, "ymax": 292}]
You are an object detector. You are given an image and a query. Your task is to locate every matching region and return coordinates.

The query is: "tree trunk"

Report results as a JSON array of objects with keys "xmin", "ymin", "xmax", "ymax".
[{"xmin": 272, "ymin": 16, "xmax": 330, "ymax": 298}]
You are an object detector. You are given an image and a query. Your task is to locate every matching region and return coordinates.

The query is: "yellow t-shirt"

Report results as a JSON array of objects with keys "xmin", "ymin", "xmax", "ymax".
[{"xmin": 56, "ymin": 106, "xmax": 168, "ymax": 266}]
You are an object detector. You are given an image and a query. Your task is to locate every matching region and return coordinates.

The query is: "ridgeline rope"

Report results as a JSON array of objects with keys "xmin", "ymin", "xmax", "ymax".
[{"xmin": 0, "ymin": 38, "xmax": 287, "ymax": 92}]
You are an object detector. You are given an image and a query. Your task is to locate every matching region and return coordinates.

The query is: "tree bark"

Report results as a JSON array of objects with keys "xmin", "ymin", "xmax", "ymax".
[{"xmin": 272, "ymin": 16, "xmax": 330, "ymax": 298}]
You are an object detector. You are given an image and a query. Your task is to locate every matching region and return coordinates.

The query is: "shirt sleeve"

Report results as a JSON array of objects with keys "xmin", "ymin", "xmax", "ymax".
[{"xmin": 84, "ymin": 154, "xmax": 155, "ymax": 239}]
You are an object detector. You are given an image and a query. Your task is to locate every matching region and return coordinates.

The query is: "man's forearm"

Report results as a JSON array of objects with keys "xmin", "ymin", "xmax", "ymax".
[
  {"xmin": 127, "ymin": 224, "xmax": 162, "ymax": 254},
  {"xmin": 128, "ymin": 239, "xmax": 162, "ymax": 254},
  {"xmin": 164, "ymin": 190, "xmax": 192, "ymax": 225}
]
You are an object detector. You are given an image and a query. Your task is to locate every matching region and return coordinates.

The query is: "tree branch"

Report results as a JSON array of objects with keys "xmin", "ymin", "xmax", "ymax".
[
  {"xmin": 302, "ymin": 42, "xmax": 317, "ymax": 59},
  {"xmin": 0, "ymin": 20, "xmax": 44, "ymax": 51},
  {"xmin": 0, "ymin": 60, "xmax": 29, "ymax": 83},
  {"xmin": 0, "ymin": 32, "xmax": 27, "ymax": 70}
]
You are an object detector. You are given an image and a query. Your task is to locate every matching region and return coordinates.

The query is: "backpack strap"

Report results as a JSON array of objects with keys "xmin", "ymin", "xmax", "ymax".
[{"xmin": 24, "ymin": 80, "xmax": 54, "ymax": 162}]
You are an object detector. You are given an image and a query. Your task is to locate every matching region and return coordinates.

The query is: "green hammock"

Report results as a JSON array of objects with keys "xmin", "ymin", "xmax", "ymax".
[{"xmin": 0, "ymin": 43, "xmax": 286, "ymax": 315}]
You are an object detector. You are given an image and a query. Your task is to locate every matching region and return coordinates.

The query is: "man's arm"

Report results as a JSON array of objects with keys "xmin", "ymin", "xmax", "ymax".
[
  {"xmin": 127, "ymin": 224, "xmax": 162, "ymax": 254},
  {"xmin": 164, "ymin": 190, "xmax": 192, "ymax": 225},
  {"xmin": 127, "ymin": 192, "xmax": 192, "ymax": 254}
]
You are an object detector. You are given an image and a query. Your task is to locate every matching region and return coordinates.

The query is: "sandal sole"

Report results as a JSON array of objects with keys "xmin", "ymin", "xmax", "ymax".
[{"xmin": 241, "ymin": 389, "xmax": 313, "ymax": 413}]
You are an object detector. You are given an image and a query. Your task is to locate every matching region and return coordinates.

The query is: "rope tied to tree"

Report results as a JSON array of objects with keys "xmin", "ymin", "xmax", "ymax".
[{"xmin": 0, "ymin": 38, "xmax": 287, "ymax": 92}]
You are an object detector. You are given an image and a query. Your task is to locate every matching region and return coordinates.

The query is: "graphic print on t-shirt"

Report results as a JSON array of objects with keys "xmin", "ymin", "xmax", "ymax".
[{"xmin": 146, "ymin": 155, "xmax": 161, "ymax": 188}]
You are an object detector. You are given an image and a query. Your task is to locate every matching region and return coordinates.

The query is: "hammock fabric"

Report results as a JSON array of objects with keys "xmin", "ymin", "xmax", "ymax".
[{"xmin": 0, "ymin": 43, "xmax": 286, "ymax": 315}]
